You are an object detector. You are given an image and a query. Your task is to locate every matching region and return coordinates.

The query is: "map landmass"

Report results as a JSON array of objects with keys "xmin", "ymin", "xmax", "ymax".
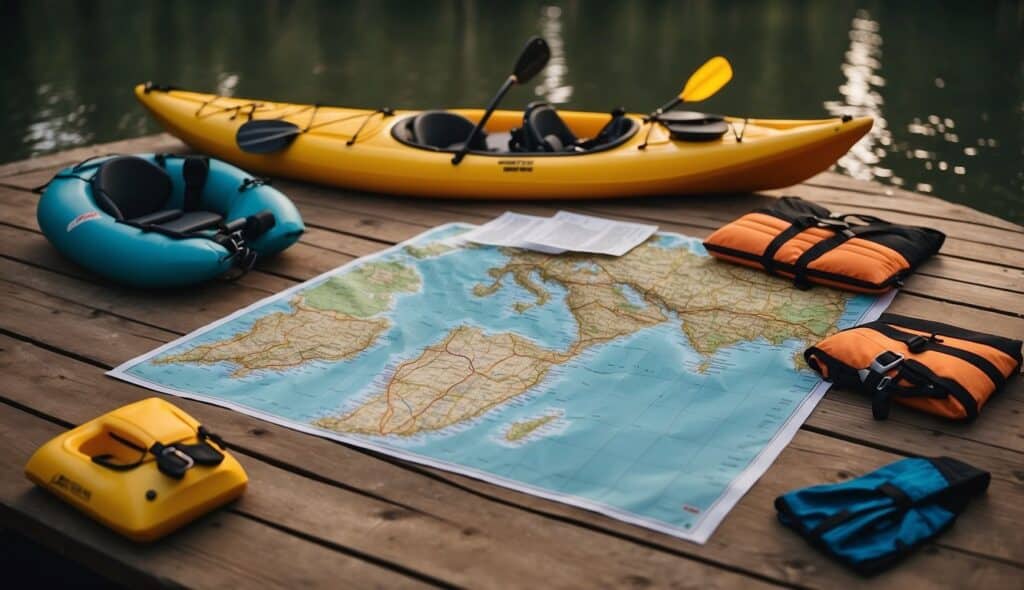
[
  {"xmin": 317, "ymin": 243, "xmax": 847, "ymax": 436},
  {"xmin": 504, "ymin": 411, "xmax": 563, "ymax": 443},
  {"xmin": 155, "ymin": 260, "xmax": 420, "ymax": 376},
  {"xmin": 314, "ymin": 326, "xmax": 569, "ymax": 436},
  {"xmin": 405, "ymin": 242, "xmax": 455, "ymax": 259}
]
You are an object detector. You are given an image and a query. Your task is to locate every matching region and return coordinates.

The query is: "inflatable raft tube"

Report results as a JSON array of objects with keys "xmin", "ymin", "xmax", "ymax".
[{"xmin": 37, "ymin": 154, "xmax": 304, "ymax": 288}]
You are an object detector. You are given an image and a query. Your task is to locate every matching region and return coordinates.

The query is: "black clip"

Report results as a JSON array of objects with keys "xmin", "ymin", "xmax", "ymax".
[
  {"xmin": 151, "ymin": 443, "xmax": 195, "ymax": 479},
  {"xmin": 906, "ymin": 333, "xmax": 942, "ymax": 353},
  {"xmin": 238, "ymin": 177, "xmax": 271, "ymax": 192},
  {"xmin": 906, "ymin": 335, "xmax": 928, "ymax": 353}
]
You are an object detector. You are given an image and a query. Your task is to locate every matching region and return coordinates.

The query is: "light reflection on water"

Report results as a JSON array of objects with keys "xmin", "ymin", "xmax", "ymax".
[
  {"xmin": 535, "ymin": 6, "xmax": 573, "ymax": 104},
  {"xmin": 824, "ymin": 10, "xmax": 898, "ymax": 186},
  {"xmin": 22, "ymin": 84, "xmax": 92, "ymax": 155},
  {"xmin": 824, "ymin": 8, "xmax": 1019, "ymax": 202},
  {"xmin": 2, "ymin": 1, "xmax": 1021, "ymax": 223}
]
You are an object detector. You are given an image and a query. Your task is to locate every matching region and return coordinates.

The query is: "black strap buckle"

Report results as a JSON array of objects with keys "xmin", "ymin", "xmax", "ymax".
[
  {"xmin": 151, "ymin": 443, "xmax": 195, "ymax": 479},
  {"xmin": 858, "ymin": 351, "xmax": 904, "ymax": 420},
  {"xmin": 858, "ymin": 351, "xmax": 905, "ymax": 391},
  {"xmin": 906, "ymin": 335, "xmax": 928, "ymax": 353},
  {"xmin": 905, "ymin": 333, "xmax": 942, "ymax": 353},
  {"xmin": 814, "ymin": 216, "xmax": 851, "ymax": 231}
]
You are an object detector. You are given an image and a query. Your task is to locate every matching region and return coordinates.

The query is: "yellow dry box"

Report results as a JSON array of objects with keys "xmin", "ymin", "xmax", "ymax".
[{"xmin": 25, "ymin": 398, "xmax": 248, "ymax": 542}]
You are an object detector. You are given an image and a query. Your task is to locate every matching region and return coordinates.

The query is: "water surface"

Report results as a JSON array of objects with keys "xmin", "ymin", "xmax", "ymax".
[{"xmin": 2, "ymin": 0, "xmax": 1021, "ymax": 222}]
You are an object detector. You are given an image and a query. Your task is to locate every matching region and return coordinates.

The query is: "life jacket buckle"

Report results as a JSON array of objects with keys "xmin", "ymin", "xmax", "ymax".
[
  {"xmin": 858, "ymin": 351, "xmax": 904, "ymax": 391},
  {"xmin": 906, "ymin": 335, "xmax": 927, "ymax": 353},
  {"xmin": 906, "ymin": 333, "xmax": 942, "ymax": 353},
  {"xmin": 814, "ymin": 216, "xmax": 850, "ymax": 230}
]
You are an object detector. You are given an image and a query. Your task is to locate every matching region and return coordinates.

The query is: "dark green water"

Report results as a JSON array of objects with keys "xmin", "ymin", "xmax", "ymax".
[{"xmin": 3, "ymin": 0, "xmax": 1022, "ymax": 222}]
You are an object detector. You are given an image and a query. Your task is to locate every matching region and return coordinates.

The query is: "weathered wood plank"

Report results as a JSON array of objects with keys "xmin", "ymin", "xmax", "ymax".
[
  {"xmin": 0, "ymin": 404, "xmax": 431, "ymax": 589},
  {"xmin": 0, "ymin": 134, "xmax": 183, "ymax": 180},
  {"xmin": 3, "ymin": 335, "xmax": 1020, "ymax": 587},
  {"xmin": 807, "ymin": 170, "xmax": 1024, "ymax": 231}
]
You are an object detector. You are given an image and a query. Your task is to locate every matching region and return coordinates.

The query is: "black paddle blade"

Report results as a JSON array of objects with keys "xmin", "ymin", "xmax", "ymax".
[
  {"xmin": 513, "ymin": 37, "xmax": 551, "ymax": 84},
  {"xmin": 236, "ymin": 119, "xmax": 302, "ymax": 153}
]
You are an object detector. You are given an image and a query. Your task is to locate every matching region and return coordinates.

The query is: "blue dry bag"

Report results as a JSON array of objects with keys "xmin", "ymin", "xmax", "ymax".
[{"xmin": 774, "ymin": 457, "xmax": 989, "ymax": 575}]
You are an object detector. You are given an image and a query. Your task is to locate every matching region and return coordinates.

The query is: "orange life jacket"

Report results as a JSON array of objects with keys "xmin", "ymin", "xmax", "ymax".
[
  {"xmin": 703, "ymin": 197, "xmax": 945, "ymax": 293},
  {"xmin": 805, "ymin": 314, "xmax": 1022, "ymax": 421}
]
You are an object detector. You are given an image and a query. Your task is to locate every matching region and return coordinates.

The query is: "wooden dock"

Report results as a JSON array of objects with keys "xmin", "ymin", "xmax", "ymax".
[{"xmin": 1, "ymin": 133, "xmax": 1021, "ymax": 588}]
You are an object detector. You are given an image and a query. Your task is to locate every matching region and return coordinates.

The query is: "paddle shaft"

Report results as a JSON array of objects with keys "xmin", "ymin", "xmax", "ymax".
[
  {"xmin": 452, "ymin": 75, "xmax": 516, "ymax": 165},
  {"xmin": 649, "ymin": 96, "xmax": 683, "ymax": 120}
]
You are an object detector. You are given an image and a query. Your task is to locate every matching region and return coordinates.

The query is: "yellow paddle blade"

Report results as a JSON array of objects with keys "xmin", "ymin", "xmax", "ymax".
[{"xmin": 679, "ymin": 56, "xmax": 733, "ymax": 102}]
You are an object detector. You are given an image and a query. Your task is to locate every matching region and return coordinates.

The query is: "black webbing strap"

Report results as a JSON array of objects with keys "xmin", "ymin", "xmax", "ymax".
[
  {"xmin": 808, "ymin": 508, "xmax": 855, "ymax": 537},
  {"xmin": 806, "ymin": 483, "xmax": 912, "ymax": 538},
  {"xmin": 33, "ymin": 154, "xmax": 121, "ymax": 193},
  {"xmin": 790, "ymin": 222, "xmax": 898, "ymax": 289},
  {"xmin": 760, "ymin": 216, "xmax": 816, "ymax": 273},
  {"xmin": 91, "ymin": 425, "xmax": 227, "ymax": 479},
  {"xmin": 862, "ymin": 323, "xmax": 1006, "ymax": 391},
  {"xmin": 791, "ymin": 228, "xmax": 856, "ymax": 289},
  {"xmin": 182, "ymin": 156, "xmax": 210, "ymax": 212},
  {"xmin": 860, "ymin": 350, "xmax": 980, "ymax": 421},
  {"xmin": 877, "ymin": 483, "xmax": 913, "ymax": 506},
  {"xmin": 898, "ymin": 359, "xmax": 980, "ymax": 421},
  {"xmin": 857, "ymin": 350, "xmax": 905, "ymax": 419}
]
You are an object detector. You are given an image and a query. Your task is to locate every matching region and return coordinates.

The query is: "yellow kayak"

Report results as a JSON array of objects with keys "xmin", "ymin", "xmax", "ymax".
[{"xmin": 135, "ymin": 84, "xmax": 872, "ymax": 200}]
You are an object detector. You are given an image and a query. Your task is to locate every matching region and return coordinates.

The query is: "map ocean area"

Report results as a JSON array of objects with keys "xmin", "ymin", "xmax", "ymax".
[{"xmin": 110, "ymin": 222, "xmax": 892, "ymax": 543}]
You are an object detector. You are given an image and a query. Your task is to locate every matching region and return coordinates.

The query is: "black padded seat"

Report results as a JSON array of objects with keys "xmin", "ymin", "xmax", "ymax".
[
  {"xmin": 92, "ymin": 156, "xmax": 228, "ymax": 236},
  {"xmin": 92, "ymin": 156, "xmax": 173, "ymax": 220},
  {"xmin": 410, "ymin": 111, "xmax": 487, "ymax": 151},
  {"xmin": 524, "ymin": 102, "xmax": 577, "ymax": 152},
  {"xmin": 151, "ymin": 211, "xmax": 224, "ymax": 235},
  {"xmin": 129, "ymin": 209, "xmax": 183, "ymax": 226}
]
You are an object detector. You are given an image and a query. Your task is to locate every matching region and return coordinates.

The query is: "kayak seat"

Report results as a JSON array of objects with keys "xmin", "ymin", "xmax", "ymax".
[
  {"xmin": 129, "ymin": 209, "xmax": 184, "ymax": 226},
  {"xmin": 409, "ymin": 111, "xmax": 488, "ymax": 151},
  {"xmin": 91, "ymin": 155, "xmax": 227, "ymax": 237},
  {"xmin": 523, "ymin": 102, "xmax": 578, "ymax": 152},
  {"xmin": 92, "ymin": 156, "xmax": 173, "ymax": 220},
  {"xmin": 392, "ymin": 108, "xmax": 639, "ymax": 155}
]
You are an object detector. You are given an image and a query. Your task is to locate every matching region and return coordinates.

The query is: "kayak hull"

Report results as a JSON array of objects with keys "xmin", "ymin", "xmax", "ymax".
[{"xmin": 135, "ymin": 85, "xmax": 872, "ymax": 199}]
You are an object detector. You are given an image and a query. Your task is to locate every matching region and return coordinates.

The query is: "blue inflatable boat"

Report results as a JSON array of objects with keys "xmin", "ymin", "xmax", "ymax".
[{"xmin": 37, "ymin": 154, "xmax": 304, "ymax": 288}]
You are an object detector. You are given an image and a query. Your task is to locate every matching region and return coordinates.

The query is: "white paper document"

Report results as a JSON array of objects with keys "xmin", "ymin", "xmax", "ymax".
[
  {"xmin": 461, "ymin": 211, "xmax": 658, "ymax": 256},
  {"xmin": 456, "ymin": 212, "xmax": 566, "ymax": 253}
]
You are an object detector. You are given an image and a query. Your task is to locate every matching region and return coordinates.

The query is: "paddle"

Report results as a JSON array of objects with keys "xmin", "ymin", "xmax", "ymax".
[
  {"xmin": 638, "ymin": 56, "xmax": 733, "ymax": 149},
  {"xmin": 236, "ymin": 119, "xmax": 304, "ymax": 154},
  {"xmin": 236, "ymin": 108, "xmax": 394, "ymax": 154},
  {"xmin": 648, "ymin": 56, "xmax": 733, "ymax": 120},
  {"xmin": 451, "ymin": 37, "xmax": 551, "ymax": 165}
]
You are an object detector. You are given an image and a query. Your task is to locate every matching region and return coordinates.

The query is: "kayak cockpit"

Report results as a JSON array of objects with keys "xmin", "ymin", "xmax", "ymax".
[{"xmin": 391, "ymin": 102, "xmax": 640, "ymax": 156}]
